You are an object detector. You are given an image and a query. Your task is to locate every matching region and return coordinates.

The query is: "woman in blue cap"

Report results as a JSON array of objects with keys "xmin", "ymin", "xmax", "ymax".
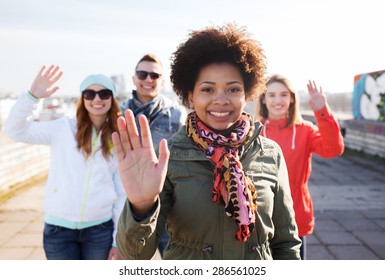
[{"xmin": 5, "ymin": 65, "xmax": 126, "ymax": 260}]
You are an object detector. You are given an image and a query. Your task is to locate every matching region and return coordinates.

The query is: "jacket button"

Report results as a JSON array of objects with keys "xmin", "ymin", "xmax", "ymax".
[
  {"xmin": 251, "ymin": 244, "xmax": 261, "ymax": 251},
  {"xmin": 202, "ymin": 244, "xmax": 213, "ymax": 253}
]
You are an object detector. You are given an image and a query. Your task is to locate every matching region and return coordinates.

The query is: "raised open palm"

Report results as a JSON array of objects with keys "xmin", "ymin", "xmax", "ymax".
[
  {"xmin": 29, "ymin": 65, "xmax": 63, "ymax": 99},
  {"xmin": 307, "ymin": 80, "xmax": 326, "ymax": 111},
  {"xmin": 111, "ymin": 109, "xmax": 170, "ymax": 216}
]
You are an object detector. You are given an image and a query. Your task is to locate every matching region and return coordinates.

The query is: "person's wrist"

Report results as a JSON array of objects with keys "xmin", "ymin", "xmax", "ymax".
[
  {"xmin": 26, "ymin": 91, "xmax": 39, "ymax": 101},
  {"xmin": 28, "ymin": 90, "xmax": 39, "ymax": 99},
  {"xmin": 130, "ymin": 196, "xmax": 158, "ymax": 218}
]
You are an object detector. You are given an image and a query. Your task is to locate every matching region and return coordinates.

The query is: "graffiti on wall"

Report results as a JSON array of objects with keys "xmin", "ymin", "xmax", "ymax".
[{"xmin": 352, "ymin": 70, "xmax": 385, "ymax": 122}]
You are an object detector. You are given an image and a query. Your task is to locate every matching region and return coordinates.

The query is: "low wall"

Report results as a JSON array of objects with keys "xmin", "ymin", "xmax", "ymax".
[
  {"xmin": 343, "ymin": 119, "xmax": 385, "ymax": 158},
  {"xmin": 0, "ymin": 140, "xmax": 50, "ymax": 197},
  {"xmin": 302, "ymin": 113, "xmax": 385, "ymax": 159}
]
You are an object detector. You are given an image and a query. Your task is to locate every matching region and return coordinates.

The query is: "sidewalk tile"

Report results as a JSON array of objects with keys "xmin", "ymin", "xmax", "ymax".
[
  {"xmin": 338, "ymin": 219, "xmax": 383, "ymax": 231},
  {"xmin": 307, "ymin": 245, "xmax": 335, "ymax": 260},
  {"xmin": 329, "ymin": 245, "xmax": 380, "ymax": 260},
  {"xmin": 0, "ymin": 223, "xmax": 27, "ymax": 246},
  {"xmin": 3, "ymin": 233, "xmax": 43, "ymax": 247},
  {"xmin": 316, "ymin": 231, "xmax": 361, "ymax": 245},
  {"xmin": 353, "ymin": 231, "xmax": 385, "ymax": 245},
  {"xmin": 0, "ymin": 248, "xmax": 34, "ymax": 260},
  {"xmin": 26, "ymin": 248, "xmax": 46, "ymax": 260}
]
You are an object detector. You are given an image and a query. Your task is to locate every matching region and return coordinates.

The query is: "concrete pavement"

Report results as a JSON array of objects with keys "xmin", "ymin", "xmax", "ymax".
[
  {"xmin": 0, "ymin": 179, "xmax": 45, "ymax": 260},
  {"xmin": 0, "ymin": 151, "xmax": 384, "ymax": 260},
  {"xmin": 307, "ymin": 152, "xmax": 385, "ymax": 260}
]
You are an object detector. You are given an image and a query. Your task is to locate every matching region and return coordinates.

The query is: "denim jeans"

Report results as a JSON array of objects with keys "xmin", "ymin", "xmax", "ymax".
[
  {"xmin": 300, "ymin": 236, "xmax": 307, "ymax": 260},
  {"xmin": 158, "ymin": 230, "xmax": 169, "ymax": 257},
  {"xmin": 43, "ymin": 220, "xmax": 113, "ymax": 260}
]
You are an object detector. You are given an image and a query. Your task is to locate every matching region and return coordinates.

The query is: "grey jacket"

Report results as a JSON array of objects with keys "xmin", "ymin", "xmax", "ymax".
[{"xmin": 120, "ymin": 93, "xmax": 187, "ymax": 147}]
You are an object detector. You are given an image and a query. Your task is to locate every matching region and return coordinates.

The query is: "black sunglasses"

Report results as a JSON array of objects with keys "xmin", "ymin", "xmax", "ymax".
[
  {"xmin": 136, "ymin": 70, "xmax": 161, "ymax": 80},
  {"xmin": 82, "ymin": 89, "xmax": 113, "ymax": 100}
]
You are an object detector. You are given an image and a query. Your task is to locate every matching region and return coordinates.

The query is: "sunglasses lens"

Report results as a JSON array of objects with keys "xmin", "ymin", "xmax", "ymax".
[
  {"xmin": 82, "ymin": 89, "xmax": 112, "ymax": 100},
  {"xmin": 136, "ymin": 70, "xmax": 161, "ymax": 80},
  {"xmin": 82, "ymin": 90, "xmax": 96, "ymax": 100},
  {"xmin": 149, "ymin": 72, "xmax": 160, "ymax": 79},
  {"xmin": 136, "ymin": 71, "xmax": 148, "ymax": 80},
  {"xmin": 98, "ymin": 89, "xmax": 113, "ymax": 99}
]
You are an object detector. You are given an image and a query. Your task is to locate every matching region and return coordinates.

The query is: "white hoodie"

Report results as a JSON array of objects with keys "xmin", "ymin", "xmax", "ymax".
[{"xmin": 5, "ymin": 92, "xmax": 126, "ymax": 245}]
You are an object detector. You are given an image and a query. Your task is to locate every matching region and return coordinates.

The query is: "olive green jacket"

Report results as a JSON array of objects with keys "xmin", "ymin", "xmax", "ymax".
[{"xmin": 117, "ymin": 122, "xmax": 301, "ymax": 260}]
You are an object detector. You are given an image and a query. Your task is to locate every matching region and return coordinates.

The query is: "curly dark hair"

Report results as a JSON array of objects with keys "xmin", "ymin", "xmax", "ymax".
[{"xmin": 170, "ymin": 23, "xmax": 267, "ymax": 107}]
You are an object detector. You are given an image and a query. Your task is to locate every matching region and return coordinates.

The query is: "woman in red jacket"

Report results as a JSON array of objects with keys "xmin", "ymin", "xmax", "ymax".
[{"xmin": 257, "ymin": 74, "xmax": 344, "ymax": 259}]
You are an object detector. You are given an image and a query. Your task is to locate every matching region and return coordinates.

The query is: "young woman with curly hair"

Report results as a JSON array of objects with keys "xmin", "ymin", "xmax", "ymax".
[
  {"xmin": 5, "ymin": 65, "xmax": 126, "ymax": 260},
  {"xmin": 114, "ymin": 23, "xmax": 301, "ymax": 260}
]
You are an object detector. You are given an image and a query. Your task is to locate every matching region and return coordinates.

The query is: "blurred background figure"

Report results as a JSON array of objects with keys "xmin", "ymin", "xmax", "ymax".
[
  {"xmin": 5, "ymin": 65, "xmax": 126, "ymax": 260},
  {"xmin": 257, "ymin": 74, "xmax": 345, "ymax": 259}
]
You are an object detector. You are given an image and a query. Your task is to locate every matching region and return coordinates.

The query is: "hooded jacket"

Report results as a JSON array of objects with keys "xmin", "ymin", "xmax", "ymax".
[
  {"xmin": 5, "ymin": 92, "xmax": 127, "ymax": 245},
  {"xmin": 260, "ymin": 105, "xmax": 344, "ymax": 236},
  {"xmin": 117, "ymin": 121, "xmax": 301, "ymax": 260}
]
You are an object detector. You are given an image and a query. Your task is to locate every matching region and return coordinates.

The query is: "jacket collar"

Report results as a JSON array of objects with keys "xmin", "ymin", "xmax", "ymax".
[{"xmin": 264, "ymin": 118, "xmax": 288, "ymax": 128}]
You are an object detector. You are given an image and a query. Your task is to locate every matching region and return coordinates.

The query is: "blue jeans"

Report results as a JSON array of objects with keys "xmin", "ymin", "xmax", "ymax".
[
  {"xmin": 43, "ymin": 220, "xmax": 113, "ymax": 260},
  {"xmin": 158, "ymin": 230, "xmax": 169, "ymax": 257},
  {"xmin": 300, "ymin": 236, "xmax": 306, "ymax": 260}
]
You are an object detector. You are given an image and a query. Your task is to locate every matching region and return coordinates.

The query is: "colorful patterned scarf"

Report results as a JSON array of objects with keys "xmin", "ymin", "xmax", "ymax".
[{"xmin": 186, "ymin": 112, "xmax": 257, "ymax": 242}]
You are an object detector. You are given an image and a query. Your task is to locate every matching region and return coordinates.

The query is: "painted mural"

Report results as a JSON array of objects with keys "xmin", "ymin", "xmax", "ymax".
[{"xmin": 353, "ymin": 70, "xmax": 385, "ymax": 122}]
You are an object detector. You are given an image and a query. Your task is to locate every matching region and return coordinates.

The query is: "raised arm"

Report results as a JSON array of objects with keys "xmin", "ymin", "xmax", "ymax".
[
  {"xmin": 307, "ymin": 80, "xmax": 344, "ymax": 157},
  {"xmin": 111, "ymin": 109, "xmax": 170, "ymax": 218},
  {"xmin": 4, "ymin": 65, "xmax": 63, "ymax": 144}
]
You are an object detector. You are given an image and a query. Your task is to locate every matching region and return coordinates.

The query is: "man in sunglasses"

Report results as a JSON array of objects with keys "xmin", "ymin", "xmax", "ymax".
[{"xmin": 120, "ymin": 54, "xmax": 187, "ymax": 257}]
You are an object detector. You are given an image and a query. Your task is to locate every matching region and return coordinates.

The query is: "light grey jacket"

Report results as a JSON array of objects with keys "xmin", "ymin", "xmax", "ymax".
[{"xmin": 120, "ymin": 93, "xmax": 187, "ymax": 147}]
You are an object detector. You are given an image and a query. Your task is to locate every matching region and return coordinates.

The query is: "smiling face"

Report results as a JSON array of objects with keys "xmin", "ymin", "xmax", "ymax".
[
  {"xmin": 132, "ymin": 61, "xmax": 164, "ymax": 104},
  {"xmin": 263, "ymin": 81, "xmax": 292, "ymax": 120},
  {"xmin": 83, "ymin": 84, "xmax": 112, "ymax": 122},
  {"xmin": 188, "ymin": 63, "xmax": 247, "ymax": 132}
]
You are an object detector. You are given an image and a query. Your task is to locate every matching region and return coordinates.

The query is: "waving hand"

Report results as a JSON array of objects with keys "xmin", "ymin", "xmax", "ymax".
[
  {"xmin": 307, "ymin": 80, "xmax": 326, "ymax": 111},
  {"xmin": 111, "ymin": 109, "xmax": 170, "ymax": 217},
  {"xmin": 29, "ymin": 65, "xmax": 63, "ymax": 99}
]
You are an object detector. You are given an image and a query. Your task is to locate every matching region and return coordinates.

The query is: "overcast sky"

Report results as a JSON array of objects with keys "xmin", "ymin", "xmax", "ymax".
[{"xmin": 1, "ymin": 0, "xmax": 384, "ymax": 96}]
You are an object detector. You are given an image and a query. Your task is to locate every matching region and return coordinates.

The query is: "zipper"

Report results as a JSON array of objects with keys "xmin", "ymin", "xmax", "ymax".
[{"xmin": 79, "ymin": 129, "xmax": 98, "ymax": 222}]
